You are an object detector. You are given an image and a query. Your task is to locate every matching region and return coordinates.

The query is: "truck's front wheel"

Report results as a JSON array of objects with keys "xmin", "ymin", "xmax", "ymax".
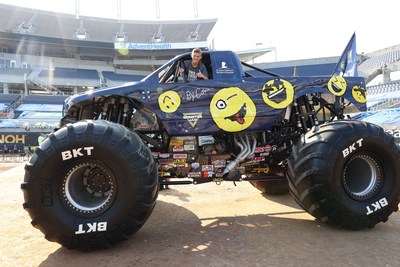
[
  {"xmin": 286, "ymin": 120, "xmax": 400, "ymax": 229},
  {"xmin": 21, "ymin": 120, "xmax": 158, "ymax": 250}
]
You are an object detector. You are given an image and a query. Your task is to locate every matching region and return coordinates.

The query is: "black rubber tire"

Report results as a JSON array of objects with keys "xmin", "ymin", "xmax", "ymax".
[
  {"xmin": 21, "ymin": 120, "xmax": 158, "ymax": 250},
  {"xmin": 286, "ymin": 120, "xmax": 400, "ymax": 229},
  {"xmin": 249, "ymin": 179, "xmax": 289, "ymax": 195}
]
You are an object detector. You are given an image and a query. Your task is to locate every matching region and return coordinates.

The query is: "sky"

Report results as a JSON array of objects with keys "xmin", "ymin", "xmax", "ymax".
[{"xmin": 0, "ymin": 0, "xmax": 399, "ymax": 62}]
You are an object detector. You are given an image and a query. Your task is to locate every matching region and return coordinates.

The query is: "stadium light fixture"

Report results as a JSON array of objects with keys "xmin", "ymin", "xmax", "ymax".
[
  {"xmin": 186, "ymin": 23, "xmax": 201, "ymax": 42},
  {"xmin": 186, "ymin": 31, "xmax": 200, "ymax": 42},
  {"xmin": 20, "ymin": 22, "xmax": 32, "ymax": 33},
  {"xmin": 14, "ymin": 13, "xmax": 38, "ymax": 34},
  {"xmin": 114, "ymin": 32, "xmax": 127, "ymax": 42},
  {"xmin": 75, "ymin": 28, "xmax": 87, "ymax": 39},
  {"xmin": 151, "ymin": 24, "xmax": 164, "ymax": 43},
  {"xmin": 75, "ymin": 18, "xmax": 88, "ymax": 40},
  {"xmin": 152, "ymin": 32, "xmax": 164, "ymax": 43}
]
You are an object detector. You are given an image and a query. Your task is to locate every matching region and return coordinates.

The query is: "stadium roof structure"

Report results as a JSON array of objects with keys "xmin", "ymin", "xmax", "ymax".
[
  {"xmin": 0, "ymin": 3, "xmax": 216, "ymax": 43},
  {"xmin": 0, "ymin": 3, "xmax": 276, "ymax": 70},
  {"xmin": 0, "ymin": 3, "xmax": 220, "ymax": 71}
]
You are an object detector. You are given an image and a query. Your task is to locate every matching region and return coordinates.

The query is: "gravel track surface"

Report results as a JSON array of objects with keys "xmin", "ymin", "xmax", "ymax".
[{"xmin": 1, "ymin": 163, "xmax": 400, "ymax": 266}]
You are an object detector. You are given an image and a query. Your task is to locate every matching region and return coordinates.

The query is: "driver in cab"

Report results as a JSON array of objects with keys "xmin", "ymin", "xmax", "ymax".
[{"xmin": 179, "ymin": 48, "xmax": 208, "ymax": 81}]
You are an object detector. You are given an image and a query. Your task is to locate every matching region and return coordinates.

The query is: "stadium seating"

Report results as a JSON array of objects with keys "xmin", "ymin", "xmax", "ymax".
[
  {"xmin": 366, "ymin": 81, "xmax": 400, "ymax": 109},
  {"xmin": 0, "ymin": 94, "xmax": 20, "ymax": 109},
  {"xmin": 38, "ymin": 68, "xmax": 100, "ymax": 87},
  {"xmin": 0, "ymin": 94, "xmax": 22, "ymax": 119},
  {"xmin": 102, "ymin": 71, "xmax": 145, "ymax": 86},
  {"xmin": 14, "ymin": 94, "xmax": 67, "ymax": 116},
  {"xmin": 359, "ymin": 49, "xmax": 400, "ymax": 77},
  {"xmin": 0, "ymin": 68, "xmax": 32, "ymax": 83}
]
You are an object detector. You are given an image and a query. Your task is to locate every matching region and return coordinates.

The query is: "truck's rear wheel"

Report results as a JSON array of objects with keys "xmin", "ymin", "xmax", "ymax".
[
  {"xmin": 21, "ymin": 120, "xmax": 158, "ymax": 250},
  {"xmin": 286, "ymin": 120, "xmax": 400, "ymax": 229}
]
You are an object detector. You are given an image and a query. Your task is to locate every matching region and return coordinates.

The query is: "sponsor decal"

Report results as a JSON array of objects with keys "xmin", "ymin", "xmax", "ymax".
[
  {"xmin": 199, "ymin": 135, "xmax": 215, "ymax": 146},
  {"xmin": 174, "ymin": 158, "xmax": 186, "ymax": 164},
  {"xmin": 172, "ymin": 145, "xmax": 184, "ymax": 152},
  {"xmin": 214, "ymin": 160, "xmax": 226, "ymax": 168},
  {"xmin": 184, "ymin": 144, "xmax": 195, "ymax": 151},
  {"xmin": 203, "ymin": 171, "xmax": 214, "ymax": 178},
  {"xmin": 0, "ymin": 134, "xmax": 26, "ymax": 144},
  {"xmin": 173, "ymin": 153, "xmax": 187, "ymax": 159},
  {"xmin": 159, "ymin": 153, "xmax": 170, "ymax": 158},
  {"xmin": 215, "ymin": 169, "xmax": 224, "ymax": 177},
  {"xmin": 202, "ymin": 165, "xmax": 214, "ymax": 171},
  {"xmin": 216, "ymin": 62, "xmax": 234, "ymax": 74},
  {"xmin": 255, "ymin": 147, "xmax": 265, "ymax": 153},
  {"xmin": 75, "ymin": 222, "xmax": 107, "ymax": 234},
  {"xmin": 366, "ymin": 197, "xmax": 388, "ymax": 215},
  {"xmin": 170, "ymin": 139, "xmax": 184, "ymax": 146},
  {"xmin": 183, "ymin": 112, "xmax": 203, "ymax": 127},
  {"xmin": 114, "ymin": 41, "xmax": 207, "ymax": 50},
  {"xmin": 61, "ymin": 147, "xmax": 94, "ymax": 161},
  {"xmin": 159, "ymin": 159, "xmax": 174, "ymax": 164},
  {"xmin": 250, "ymin": 157, "xmax": 265, "ymax": 162},
  {"xmin": 342, "ymin": 138, "xmax": 363, "ymax": 158},
  {"xmin": 191, "ymin": 162, "xmax": 200, "ymax": 169},
  {"xmin": 188, "ymin": 172, "xmax": 202, "ymax": 178},
  {"xmin": 185, "ymin": 88, "xmax": 211, "ymax": 102}
]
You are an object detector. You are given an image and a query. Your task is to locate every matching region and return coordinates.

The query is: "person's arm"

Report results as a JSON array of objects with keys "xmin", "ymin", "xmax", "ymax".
[
  {"xmin": 180, "ymin": 60, "xmax": 188, "ymax": 76},
  {"xmin": 179, "ymin": 60, "xmax": 188, "ymax": 82},
  {"xmin": 198, "ymin": 63, "xmax": 209, "ymax": 80}
]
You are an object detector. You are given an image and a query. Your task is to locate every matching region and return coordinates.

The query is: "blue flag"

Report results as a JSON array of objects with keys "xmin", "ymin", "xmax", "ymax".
[{"xmin": 332, "ymin": 32, "xmax": 358, "ymax": 77}]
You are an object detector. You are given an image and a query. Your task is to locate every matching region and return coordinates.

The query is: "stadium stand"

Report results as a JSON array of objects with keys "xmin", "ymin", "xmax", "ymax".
[
  {"xmin": 359, "ymin": 49, "xmax": 400, "ymax": 74},
  {"xmin": 366, "ymin": 81, "xmax": 400, "ymax": 109},
  {"xmin": 37, "ymin": 68, "xmax": 100, "ymax": 87},
  {"xmin": 102, "ymin": 71, "xmax": 146, "ymax": 87}
]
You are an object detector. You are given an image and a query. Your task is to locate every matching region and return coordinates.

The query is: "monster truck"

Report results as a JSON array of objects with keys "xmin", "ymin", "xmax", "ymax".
[{"xmin": 21, "ymin": 50, "xmax": 400, "ymax": 250}]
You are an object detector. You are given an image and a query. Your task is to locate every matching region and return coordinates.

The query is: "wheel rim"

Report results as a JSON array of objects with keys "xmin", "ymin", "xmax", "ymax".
[
  {"xmin": 342, "ymin": 153, "xmax": 383, "ymax": 201},
  {"xmin": 61, "ymin": 161, "xmax": 116, "ymax": 215}
]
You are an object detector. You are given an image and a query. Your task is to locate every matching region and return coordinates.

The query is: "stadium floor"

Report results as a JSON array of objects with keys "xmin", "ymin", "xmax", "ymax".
[{"xmin": 2, "ymin": 163, "xmax": 400, "ymax": 266}]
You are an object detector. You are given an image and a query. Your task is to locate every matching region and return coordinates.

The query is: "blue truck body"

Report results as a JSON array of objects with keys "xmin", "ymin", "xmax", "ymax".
[{"xmin": 62, "ymin": 50, "xmax": 366, "ymax": 136}]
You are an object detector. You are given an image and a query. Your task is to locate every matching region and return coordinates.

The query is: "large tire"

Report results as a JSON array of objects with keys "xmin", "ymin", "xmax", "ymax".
[
  {"xmin": 21, "ymin": 120, "xmax": 158, "ymax": 250},
  {"xmin": 287, "ymin": 120, "xmax": 400, "ymax": 229}
]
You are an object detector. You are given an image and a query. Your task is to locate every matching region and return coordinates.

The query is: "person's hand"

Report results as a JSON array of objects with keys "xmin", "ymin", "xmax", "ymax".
[
  {"xmin": 197, "ymin": 70, "xmax": 206, "ymax": 79},
  {"xmin": 179, "ymin": 67, "xmax": 184, "ymax": 76}
]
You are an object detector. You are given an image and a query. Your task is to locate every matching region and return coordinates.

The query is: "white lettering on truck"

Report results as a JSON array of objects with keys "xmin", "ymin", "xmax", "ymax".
[
  {"xmin": 61, "ymin": 147, "xmax": 94, "ymax": 161},
  {"xmin": 342, "ymin": 138, "xmax": 363, "ymax": 158},
  {"xmin": 75, "ymin": 222, "xmax": 107, "ymax": 234},
  {"xmin": 366, "ymin": 198, "xmax": 388, "ymax": 215}
]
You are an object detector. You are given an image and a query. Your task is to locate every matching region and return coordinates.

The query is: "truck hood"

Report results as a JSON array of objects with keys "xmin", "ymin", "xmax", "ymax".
[{"xmin": 64, "ymin": 81, "xmax": 144, "ymax": 109}]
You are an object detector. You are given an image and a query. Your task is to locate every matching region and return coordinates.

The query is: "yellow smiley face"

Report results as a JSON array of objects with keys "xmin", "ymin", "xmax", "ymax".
[
  {"xmin": 158, "ymin": 91, "xmax": 181, "ymax": 113},
  {"xmin": 352, "ymin": 85, "xmax": 367, "ymax": 103},
  {"xmin": 328, "ymin": 76, "xmax": 347, "ymax": 96},
  {"xmin": 262, "ymin": 79, "xmax": 294, "ymax": 109},
  {"xmin": 210, "ymin": 87, "xmax": 256, "ymax": 132}
]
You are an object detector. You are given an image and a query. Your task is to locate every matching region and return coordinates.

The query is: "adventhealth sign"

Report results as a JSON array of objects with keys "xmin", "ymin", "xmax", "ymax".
[{"xmin": 114, "ymin": 41, "xmax": 208, "ymax": 50}]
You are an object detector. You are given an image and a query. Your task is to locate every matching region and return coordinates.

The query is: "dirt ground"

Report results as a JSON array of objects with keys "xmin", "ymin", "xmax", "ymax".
[{"xmin": 1, "ymin": 162, "xmax": 400, "ymax": 267}]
